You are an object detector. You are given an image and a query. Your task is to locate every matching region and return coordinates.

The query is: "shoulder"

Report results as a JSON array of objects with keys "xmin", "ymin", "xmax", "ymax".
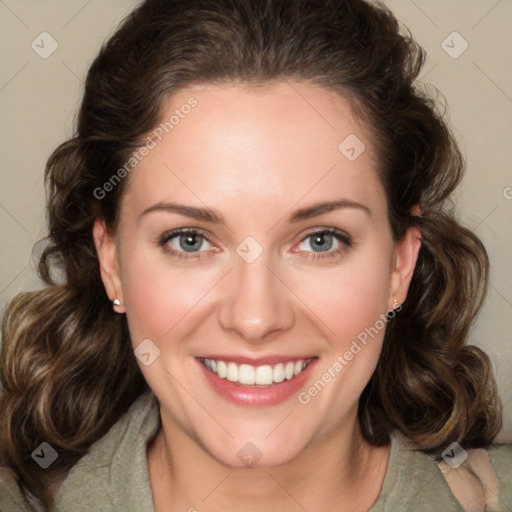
[
  {"xmin": 54, "ymin": 390, "xmax": 160, "ymax": 512},
  {"xmin": 1, "ymin": 392, "xmax": 160, "ymax": 512},
  {"xmin": 375, "ymin": 432, "xmax": 511, "ymax": 512},
  {"xmin": 436, "ymin": 441, "xmax": 512, "ymax": 512},
  {"xmin": 373, "ymin": 430, "xmax": 465, "ymax": 511}
]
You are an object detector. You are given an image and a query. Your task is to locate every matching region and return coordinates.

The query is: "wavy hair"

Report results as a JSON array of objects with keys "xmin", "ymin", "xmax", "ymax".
[{"xmin": 0, "ymin": 0, "xmax": 502, "ymax": 509}]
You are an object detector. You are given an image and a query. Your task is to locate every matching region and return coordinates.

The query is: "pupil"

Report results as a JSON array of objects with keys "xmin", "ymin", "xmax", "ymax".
[
  {"xmin": 180, "ymin": 234, "xmax": 201, "ymax": 251},
  {"xmin": 312, "ymin": 233, "xmax": 332, "ymax": 252}
]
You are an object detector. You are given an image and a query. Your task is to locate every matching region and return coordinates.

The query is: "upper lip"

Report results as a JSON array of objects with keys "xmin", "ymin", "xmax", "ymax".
[{"xmin": 198, "ymin": 355, "xmax": 317, "ymax": 366}]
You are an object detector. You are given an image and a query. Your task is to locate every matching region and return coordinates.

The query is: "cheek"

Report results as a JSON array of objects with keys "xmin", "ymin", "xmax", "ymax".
[
  {"xmin": 119, "ymin": 247, "xmax": 220, "ymax": 346},
  {"xmin": 295, "ymin": 260, "xmax": 391, "ymax": 414},
  {"xmin": 294, "ymin": 252, "xmax": 392, "ymax": 350}
]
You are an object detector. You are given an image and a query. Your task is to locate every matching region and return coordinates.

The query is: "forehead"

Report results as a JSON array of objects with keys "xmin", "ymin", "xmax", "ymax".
[{"xmin": 121, "ymin": 81, "xmax": 386, "ymax": 220}]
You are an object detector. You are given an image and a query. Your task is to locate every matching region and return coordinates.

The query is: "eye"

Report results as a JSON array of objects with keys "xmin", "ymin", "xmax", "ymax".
[
  {"xmin": 159, "ymin": 228, "xmax": 216, "ymax": 260},
  {"xmin": 158, "ymin": 227, "xmax": 352, "ymax": 262},
  {"xmin": 293, "ymin": 228, "xmax": 352, "ymax": 260}
]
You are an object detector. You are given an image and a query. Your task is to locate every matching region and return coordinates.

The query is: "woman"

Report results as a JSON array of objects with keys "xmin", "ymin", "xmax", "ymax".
[{"xmin": 1, "ymin": 0, "xmax": 510, "ymax": 511}]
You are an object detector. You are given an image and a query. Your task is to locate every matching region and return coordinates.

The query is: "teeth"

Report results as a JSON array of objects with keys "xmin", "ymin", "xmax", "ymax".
[
  {"xmin": 226, "ymin": 362, "xmax": 238, "ymax": 382},
  {"xmin": 202, "ymin": 357, "xmax": 312, "ymax": 386},
  {"xmin": 273, "ymin": 363, "xmax": 285, "ymax": 383},
  {"xmin": 285, "ymin": 361, "xmax": 295, "ymax": 380},
  {"xmin": 239, "ymin": 364, "xmax": 255, "ymax": 385},
  {"xmin": 217, "ymin": 360, "xmax": 227, "ymax": 379},
  {"xmin": 255, "ymin": 365, "xmax": 273, "ymax": 385}
]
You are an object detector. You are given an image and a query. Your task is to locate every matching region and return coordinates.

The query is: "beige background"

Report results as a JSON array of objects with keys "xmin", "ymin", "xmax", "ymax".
[{"xmin": 0, "ymin": 1, "xmax": 511, "ymax": 441}]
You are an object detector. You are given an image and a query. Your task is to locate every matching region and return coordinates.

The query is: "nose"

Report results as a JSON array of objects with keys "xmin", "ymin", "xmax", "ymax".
[{"xmin": 217, "ymin": 254, "xmax": 295, "ymax": 344}]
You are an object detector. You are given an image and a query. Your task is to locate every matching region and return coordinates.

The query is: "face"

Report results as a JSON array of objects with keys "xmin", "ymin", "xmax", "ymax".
[{"xmin": 94, "ymin": 81, "xmax": 420, "ymax": 468}]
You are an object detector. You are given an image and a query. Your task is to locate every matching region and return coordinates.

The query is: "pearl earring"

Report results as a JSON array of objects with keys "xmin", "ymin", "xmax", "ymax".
[{"xmin": 112, "ymin": 299, "xmax": 121, "ymax": 306}]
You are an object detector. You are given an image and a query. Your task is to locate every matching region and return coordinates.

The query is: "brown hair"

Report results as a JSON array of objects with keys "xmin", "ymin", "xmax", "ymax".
[{"xmin": 0, "ymin": 0, "xmax": 502, "ymax": 509}]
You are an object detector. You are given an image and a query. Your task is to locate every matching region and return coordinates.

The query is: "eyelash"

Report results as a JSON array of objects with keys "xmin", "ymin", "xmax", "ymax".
[{"xmin": 158, "ymin": 227, "xmax": 352, "ymax": 262}]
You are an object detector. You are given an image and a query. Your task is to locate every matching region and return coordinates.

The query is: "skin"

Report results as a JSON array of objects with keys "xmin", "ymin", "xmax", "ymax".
[{"xmin": 93, "ymin": 81, "xmax": 421, "ymax": 512}]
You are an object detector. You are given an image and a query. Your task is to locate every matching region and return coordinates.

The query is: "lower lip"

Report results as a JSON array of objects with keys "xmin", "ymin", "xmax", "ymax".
[{"xmin": 197, "ymin": 358, "xmax": 317, "ymax": 407}]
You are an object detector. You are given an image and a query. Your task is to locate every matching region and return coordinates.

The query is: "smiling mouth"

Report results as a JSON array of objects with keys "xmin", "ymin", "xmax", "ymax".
[{"xmin": 199, "ymin": 357, "xmax": 314, "ymax": 387}]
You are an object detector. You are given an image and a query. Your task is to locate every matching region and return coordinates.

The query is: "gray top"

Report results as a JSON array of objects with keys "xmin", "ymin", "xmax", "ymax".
[{"xmin": 1, "ymin": 390, "xmax": 511, "ymax": 511}]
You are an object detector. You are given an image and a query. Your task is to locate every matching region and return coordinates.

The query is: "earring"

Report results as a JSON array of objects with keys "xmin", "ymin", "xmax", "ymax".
[
  {"xmin": 112, "ymin": 299, "xmax": 121, "ymax": 306},
  {"xmin": 393, "ymin": 296, "xmax": 401, "ymax": 309}
]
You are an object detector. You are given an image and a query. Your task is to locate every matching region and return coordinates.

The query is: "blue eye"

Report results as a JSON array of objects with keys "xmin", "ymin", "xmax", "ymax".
[
  {"xmin": 158, "ymin": 227, "xmax": 352, "ymax": 261},
  {"xmin": 294, "ymin": 229, "xmax": 352, "ymax": 260},
  {"xmin": 159, "ymin": 229, "xmax": 214, "ymax": 260}
]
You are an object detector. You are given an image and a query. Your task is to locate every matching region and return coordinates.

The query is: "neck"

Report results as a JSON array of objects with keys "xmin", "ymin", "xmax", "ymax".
[{"xmin": 148, "ymin": 407, "xmax": 390, "ymax": 512}]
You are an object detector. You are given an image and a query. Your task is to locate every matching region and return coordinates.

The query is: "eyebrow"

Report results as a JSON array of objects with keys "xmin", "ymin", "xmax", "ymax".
[
  {"xmin": 289, "ymin": 199, "xmax": 372, "ymax": 222},
  {"xmin": 140, "ymin": 198, "xmax": 371, "ymax": 224}
]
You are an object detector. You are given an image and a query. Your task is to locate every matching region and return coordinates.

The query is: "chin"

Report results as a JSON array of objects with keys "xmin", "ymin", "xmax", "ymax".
[{"xmin": 203, "ymin": 434, "xmax": 304, "ymax": 469}]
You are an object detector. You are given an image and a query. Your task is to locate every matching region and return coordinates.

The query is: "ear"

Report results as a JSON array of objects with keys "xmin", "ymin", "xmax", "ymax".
[
  {"xmin": 388, "ymin": 224, "xmax": 422, "ymax": 310},
  {"xmin": 92, "ymin": 218, "xmax": 125, "ymax": 313}
]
